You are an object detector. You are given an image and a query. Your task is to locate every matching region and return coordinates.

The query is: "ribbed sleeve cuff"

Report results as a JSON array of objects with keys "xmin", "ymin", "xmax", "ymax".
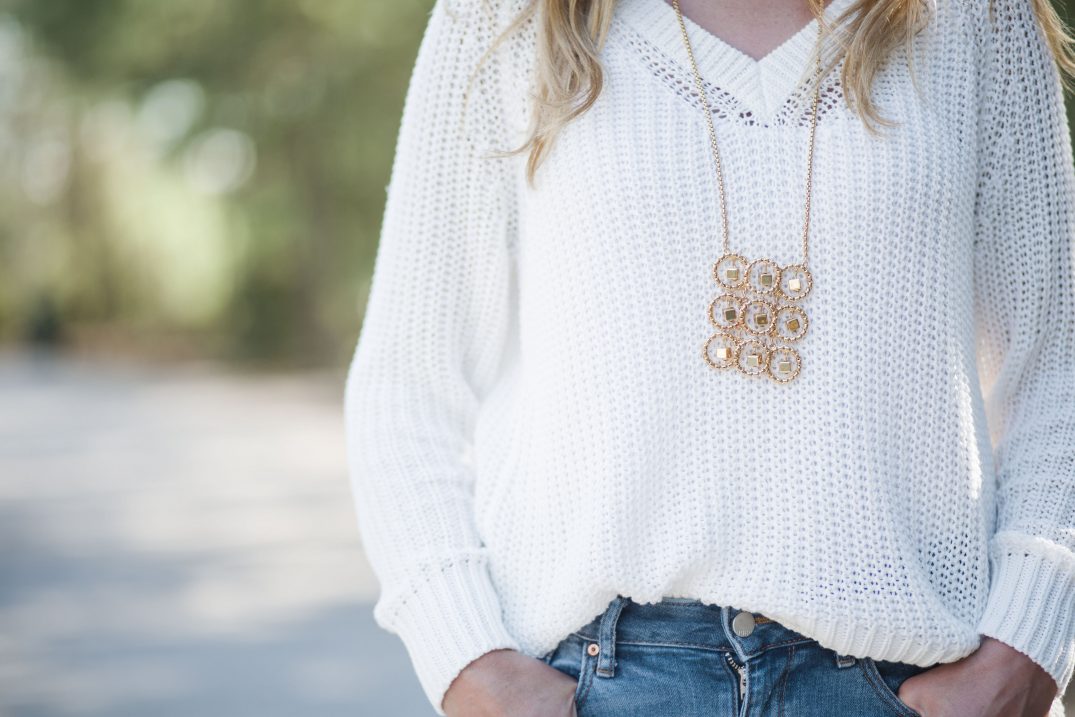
[
  {"xmin": 976, "ymin": 533, "xmax": 1075, "ymax": 695},
  {"xmin": 372, "ymin": 556, "xmax": 522, "ymax": 716}
]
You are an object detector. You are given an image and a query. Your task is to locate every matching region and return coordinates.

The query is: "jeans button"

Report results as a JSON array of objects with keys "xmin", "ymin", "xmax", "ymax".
[{"xmin": 732, "ymin": 610, "xmax": 756, "ymax": 637}]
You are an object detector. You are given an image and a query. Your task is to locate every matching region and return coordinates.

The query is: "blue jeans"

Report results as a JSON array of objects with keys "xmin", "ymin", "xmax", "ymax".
[{"xmin": 541, "ymin": 595, "xmax": 933, "ymax": 717}]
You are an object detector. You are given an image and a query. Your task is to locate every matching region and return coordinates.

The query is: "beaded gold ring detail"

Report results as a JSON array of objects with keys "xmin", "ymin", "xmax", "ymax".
[
  {"xmin": 713, "ymin": 253, "xmax": 750, "ymax": 290},
  {"xmin": 743, "ymin": 298, "xmax": 778, "ymax": 336},
  {"xmin": 708, "ymin": 293, "xmax": 745, "ymax": 330},
  {"xmin": 736, "ymin": 339, "xmax": 769, "ymax": 376},
  {"xmin": 777, "ymin": 264, "xmax": 813, "ymax": 301},
  {"xmin": 703, "ymin": 331, "xmax": 740, "ymax": 370},
  {"xmin": 767, "ymin": 346, "xmax": 802, "ymax": 383},
  {"xmin": 774, "ymin": 305, "xmax": 809, "ymax": 341},
  {"xmin": 746, "ymin": 258, "xmax": 782, "ymax": 294}
]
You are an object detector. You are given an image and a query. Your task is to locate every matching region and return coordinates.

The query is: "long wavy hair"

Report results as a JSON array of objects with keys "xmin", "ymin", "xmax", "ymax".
[{"xmin": 467, "ymin": 0, "xmax": 1075, "ymax": 188}]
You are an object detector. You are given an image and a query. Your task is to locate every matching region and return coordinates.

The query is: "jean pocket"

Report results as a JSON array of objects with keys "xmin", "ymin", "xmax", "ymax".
[
  {"xmin": 860, "ymin": 657, "xmax": 926, "ymax": 717},
  {"xmin": 544, "ymin": 633, "xmax": 596, "ymax": 711}
]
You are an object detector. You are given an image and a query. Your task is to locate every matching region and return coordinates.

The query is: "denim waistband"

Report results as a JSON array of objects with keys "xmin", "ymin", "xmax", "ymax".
[{"xmin": 570, "ymin": 595, "xmax": 819, "ymax": 676}]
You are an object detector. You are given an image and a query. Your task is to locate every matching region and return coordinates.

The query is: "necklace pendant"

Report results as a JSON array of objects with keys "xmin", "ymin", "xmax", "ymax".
[{"xmin": 704, "ymin": 254, "xmax": 812, "ymax": 383}]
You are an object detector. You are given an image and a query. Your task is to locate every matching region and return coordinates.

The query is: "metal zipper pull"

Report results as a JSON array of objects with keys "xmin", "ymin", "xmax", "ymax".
[{"xmin": 724, "ymin": 653, "xmax": 747, "ymax": 701}]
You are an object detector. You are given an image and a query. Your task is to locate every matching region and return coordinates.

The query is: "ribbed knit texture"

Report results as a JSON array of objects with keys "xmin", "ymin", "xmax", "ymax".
[{"xmin": 343, "ymin": 0, "xmax": 1075, "ymax": 713}]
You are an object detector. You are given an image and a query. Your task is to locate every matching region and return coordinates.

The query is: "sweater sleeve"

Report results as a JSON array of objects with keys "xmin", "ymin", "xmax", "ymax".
[
  {"xmin": 970, "ymin": 0, "xmax": 1075, "ymax": 695},
  {"xmin": 343, "ymin": 0, "xmax": 522, "ymax": 713}
]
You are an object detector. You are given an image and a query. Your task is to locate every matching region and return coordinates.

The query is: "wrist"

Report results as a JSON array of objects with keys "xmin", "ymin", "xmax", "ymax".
[
  {"xmin": 978, "ymin": 635, "xmax": 1059, "ymax": 698},
  {"xmin": 443, "ymin": 648, "xmax": 518, "ymax": 713}
]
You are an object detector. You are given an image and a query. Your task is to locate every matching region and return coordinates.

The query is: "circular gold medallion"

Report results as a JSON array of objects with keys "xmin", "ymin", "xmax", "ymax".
[
  {"xmin": 713, "ymin": 253, "xmax": 750, "ymax": 290},
  {"xmin": 767, "ymin": 345, "xmax": 802, "ymax": 383},
  {"xmin": 774, "ymin": 305, "xmax": 808, "ymax": 341},
  {"xmin": 742, "ymin": 298, "xmax": 777, "ymax": 336},
  {"xmin": 736, "ymin": 339, "xmax": 769, "ymax": 375},
  {"xmin": 703, "ymin": 332, "xmax": 739, "ymax": 370},
  {"xmin": 746, "ymin": 258, "xmax": 781, "ymax": 295},
  {"xmin": 777, "ymin": 263, "xmax": 812, "ymax": 301},
  {"xmin": 709, "ymin": 293, "xmax": 744, "ymax": 330}
]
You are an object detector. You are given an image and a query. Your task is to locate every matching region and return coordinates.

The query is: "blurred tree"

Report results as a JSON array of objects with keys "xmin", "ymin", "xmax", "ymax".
[{"xmin": 0, "ymin": 0, "xmax": 433, "ymax": 367}]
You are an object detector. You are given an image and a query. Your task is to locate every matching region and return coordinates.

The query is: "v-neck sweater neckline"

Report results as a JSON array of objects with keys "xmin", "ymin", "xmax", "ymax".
[{"xmin": 616, "ymin": 0, "xmax": 856, "ymax": 122}]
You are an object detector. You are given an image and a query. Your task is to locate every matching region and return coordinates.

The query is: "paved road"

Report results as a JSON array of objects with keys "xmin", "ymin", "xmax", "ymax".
[
  {"xmin": 2, "ymin": 347, "xmax": 1071, "ymax": 716},
  {"xmin": 0, "ymin": 348, "xmax": 436, "ymax": 717}
]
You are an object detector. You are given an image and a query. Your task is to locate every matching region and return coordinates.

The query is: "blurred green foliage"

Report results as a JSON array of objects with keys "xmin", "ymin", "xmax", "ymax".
[
  {"xmin": 1, "ymin": 1, "xmax": 1074, "ymax": 368},
  {"xmin": 0, "ymin": 0, "xmax": 433, "ymax": 367}
]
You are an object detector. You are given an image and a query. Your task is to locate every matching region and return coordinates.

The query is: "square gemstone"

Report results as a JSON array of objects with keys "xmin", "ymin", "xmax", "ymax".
[
  {"xmin": 779, "ymin": 360, "xmax": 792, "ymax": 372},
  {"xmin": 716, "ymin": 347, "xmax": 731, "ymax": 360},
  {"xmin": 786, "ymin": 318, "xmax": 800, "ymax": 332},
  {"xmin": 746, "ymin": 355, "xmax": 759, "ymax": 368},
  {"xmin": 724, "ymin": 308, "xmax": 737, "ymax": 322},
  {"xmin": 760, "ymin": 273, "xmax": 773, "ymax": 286},
  {"xmin": 788, "ymin": 277, "xmax": 802, "ymax": 292},
  {"xmin": 725, "ymin": 267, "xmax": 739, "ymax": 281},
  {"xmin": 756, "ymin": 313, "xmax": 769, "ymax": 326}
]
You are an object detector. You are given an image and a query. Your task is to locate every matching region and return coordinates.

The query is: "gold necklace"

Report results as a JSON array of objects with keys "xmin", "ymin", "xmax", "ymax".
[{"xmin": 672, "ymin": 0, "xmax": 825, "ymax": 384}]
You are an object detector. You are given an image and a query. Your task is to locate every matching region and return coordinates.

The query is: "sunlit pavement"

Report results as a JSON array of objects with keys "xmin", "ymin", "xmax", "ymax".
[{"xmin": 0, "ymin": 347, "xmax": 436, "ymax": 717}]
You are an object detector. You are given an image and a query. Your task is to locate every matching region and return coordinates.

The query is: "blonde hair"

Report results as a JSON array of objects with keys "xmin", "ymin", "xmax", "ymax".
[{"xmin": 468, "ymin": 0, "xmax": 1075, "ymax": 188}]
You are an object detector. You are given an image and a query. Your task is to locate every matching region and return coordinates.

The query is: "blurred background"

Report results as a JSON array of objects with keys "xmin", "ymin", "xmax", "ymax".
[
  {"xmin": 0, "ymin": 0, "xmax": 1073, "ymax": 715},
  {"xmin": 0, "ymin": 0, "xmax": 437, "ymax": 714}
]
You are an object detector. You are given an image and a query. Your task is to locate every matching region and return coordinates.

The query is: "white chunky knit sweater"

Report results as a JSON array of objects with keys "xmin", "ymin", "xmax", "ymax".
[{"xmin": 344, "ymin": 0, "xmax": 1075, "ymax": 713}]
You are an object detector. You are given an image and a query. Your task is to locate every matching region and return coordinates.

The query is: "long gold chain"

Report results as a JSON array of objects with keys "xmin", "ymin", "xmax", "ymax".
[
  {"xmin": 674, "ymin": 1, "xmax": 829, "ymax": 384},
  {"xmin": 672, "ymin": 0, "xmax": 823, "ymax": 262}
]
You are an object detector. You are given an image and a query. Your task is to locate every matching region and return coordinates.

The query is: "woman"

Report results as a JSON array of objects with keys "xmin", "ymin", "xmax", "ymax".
[{"xmin": 344, "ymin": 0, "xmax": 1075, "ymax": 714}]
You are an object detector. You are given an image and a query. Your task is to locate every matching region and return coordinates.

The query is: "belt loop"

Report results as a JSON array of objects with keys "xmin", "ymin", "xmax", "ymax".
[{"xmin": 595, "ymin": 594, "xmax": 629, "ymax": 677}]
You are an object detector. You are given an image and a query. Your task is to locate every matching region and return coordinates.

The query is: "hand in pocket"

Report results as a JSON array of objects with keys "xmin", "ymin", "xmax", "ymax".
[{"xmin": 443, "ymin": 648, "xmax": 579, "ymax": 717}]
